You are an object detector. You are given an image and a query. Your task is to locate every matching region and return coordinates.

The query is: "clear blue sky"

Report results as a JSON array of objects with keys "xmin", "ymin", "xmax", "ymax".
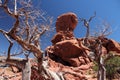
[
  {"xmin": 0, "ymin": 0, "xmax": 120, "ymax": 53},
  {"xmin": 41, "ymin": 0, "xmax": 120, "ymax": 41}
]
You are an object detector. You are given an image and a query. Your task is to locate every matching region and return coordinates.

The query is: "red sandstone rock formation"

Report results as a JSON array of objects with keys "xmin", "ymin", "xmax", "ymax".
[
  {"xmin": 45, "ymin": 12, "xmax": 120, "ymax": 80},
  {"xmin": 51, "ymin": 31, "xmax": 75, "ymax": 44},
  {"xmin": 107, "ymin": 39, "xmax": 120, "ymax": 53},
  {"xmin": 56, "ymin": 12, "xmax": 78, "ymax": 32},
  {"xmin": 51, "ymin": 39, "xmax": 89, "ymax": 58},
  {"xmin": 45, "ymin": 12, "xmax": 93, "ymax": 80}
]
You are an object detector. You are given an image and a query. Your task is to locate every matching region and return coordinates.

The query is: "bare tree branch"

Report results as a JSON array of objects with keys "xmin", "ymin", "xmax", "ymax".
[
  {"xmin": 0, "ymin": 1, "xmax": 15, "ymax": 18},
  {"xmin": 0, "ymin": 29, "xmax": 13, "ymax": 60},
  {"xmin": 0, "ymin": 0, "xmax": 53, "ymax": 79},
  {"xmin": 14, "ymin": 0, "xmax": 17, "ymax": 15},
  {"xmin": 93, "ymin": 21, "xmax": 112, "ymax": 37},
  {"xmin": 88, "ymin": 12, "xmax": 96, "ymax": 22},
  {"xmin": 10, "ymin": 50, "xmax": 24, "ymax": 56},
  {"xmin": 4, "ymin": 34, "xmax": 13, "ymax": 60},
  {"xmin": 80, "ymin": 12, "xmax": 96, "ymax": 38}
]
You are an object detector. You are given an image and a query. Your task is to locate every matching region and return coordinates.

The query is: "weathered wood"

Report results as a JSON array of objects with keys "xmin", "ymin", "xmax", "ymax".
[{"xmin": 22, "ymin": 59, "xmax": 31, "ymax": 80}]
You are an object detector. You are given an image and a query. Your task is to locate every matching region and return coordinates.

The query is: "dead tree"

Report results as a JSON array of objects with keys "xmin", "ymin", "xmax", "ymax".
[
  {"xmin": 94, "ymin": 39, "xmax": 106, "ymax": 80},
  {"xmin": 93, "ymin": 21, "xmax": 112, "ymax": 37},
  {"xmin": 89, "ymin": 21, "xmax": 112, "ymax": 80},
  {"xmin": 80, "ymin": 12, "xmax": 96, "ymax": 38},
  {"xmin": 80, "ymin": 13, "xmax": 113, "ymax": 80},
  {"xmin": 0, "ymin": 56, "xmax": 31, "ymax": 80},
  {"xmin": 0, "ymin": 0, "xmax": 52, "ymax": 79},
  {"xmin": 80, "ymin": 12, "xmax": 96, "ymax": 48}
]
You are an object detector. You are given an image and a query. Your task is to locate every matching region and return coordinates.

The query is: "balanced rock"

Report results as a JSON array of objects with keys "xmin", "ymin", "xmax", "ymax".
[{"xmin": 56, "ymin": 12, "xmax": 78, "ymax": 32}]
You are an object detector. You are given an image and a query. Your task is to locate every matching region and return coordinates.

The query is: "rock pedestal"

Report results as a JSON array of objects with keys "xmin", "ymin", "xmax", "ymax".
[{"xmin": 46, "ymin": 12, "xmax": 91, "ymax": 67}]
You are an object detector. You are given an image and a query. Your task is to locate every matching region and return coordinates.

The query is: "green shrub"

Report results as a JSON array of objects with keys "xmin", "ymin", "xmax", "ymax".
[
  {"xmin": 92, "ymin": 55, "xmax": 120, "ymax": 79},
  {"xmin": 105, "ymin": 56, "xmax": 120, "ymax": 79}
]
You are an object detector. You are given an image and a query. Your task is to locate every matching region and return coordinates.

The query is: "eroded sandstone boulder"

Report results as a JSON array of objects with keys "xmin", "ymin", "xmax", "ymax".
[
  {"xmin": 107, "ymin": 39, "xmax": 120, "ymax": 53},
  {"xmin": 47, "ymin": 58, "xmax": 90, "ymax": 80},
  {"xmin": 51, "ymin": 39, "xmax": 89, "ymax": 58},
  {"xmin": 56, "ymin": 12, "xmax": 78, "ymax": 32},
  {"xmin": 51, "ymin": 31, "xmax": 75, "ymax": 44},
  {"xmin": 62, "ymin": 56, "xmax": 90, "ymax": 67},
  {"xmin": 98, "ymin": 37, "xmax": 120, "ymax": 53}
]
